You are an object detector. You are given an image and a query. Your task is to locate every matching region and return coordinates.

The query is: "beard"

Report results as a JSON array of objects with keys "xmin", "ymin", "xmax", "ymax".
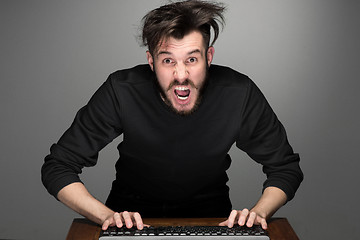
[{"xmin": 153, "ymin": 66, "xmax": 210, "ymax": 116}]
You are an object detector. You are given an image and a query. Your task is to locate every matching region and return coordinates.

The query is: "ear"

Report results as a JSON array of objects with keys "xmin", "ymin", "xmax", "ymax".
[
  {"xmin": 146, "ymin": 51, "xmax": 154, "ymax": 71},
  {"xmin": 206, "ymin": 46, "xmax": 215, "ymax": 66}
]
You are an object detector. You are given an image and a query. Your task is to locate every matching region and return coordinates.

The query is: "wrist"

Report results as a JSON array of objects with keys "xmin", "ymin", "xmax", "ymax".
[
  {"xmin": 250, "ymin": 206, "xmax": 269, "ymax": 219},
  {"xmin": 98, "ymin": 208, "xmax": 115, "ymax": 224},
  {"xmin": 251, "ymin": 187, "xmax": 287, "ymax": 220}
]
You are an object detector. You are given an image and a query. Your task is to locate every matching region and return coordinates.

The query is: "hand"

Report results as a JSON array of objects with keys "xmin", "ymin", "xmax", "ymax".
[
  {"xmin": 219, "ymin": 209, "xmax": 267, "ymax": 230},
  {"xmin": 102, "ymin": 211, "xmax": 149, "ymax": 230}
]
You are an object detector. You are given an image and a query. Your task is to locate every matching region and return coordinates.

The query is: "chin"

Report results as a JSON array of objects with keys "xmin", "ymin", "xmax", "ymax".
[{"xmin": 171, "ymin": 100, "xmax": 199, "ymax": 116}]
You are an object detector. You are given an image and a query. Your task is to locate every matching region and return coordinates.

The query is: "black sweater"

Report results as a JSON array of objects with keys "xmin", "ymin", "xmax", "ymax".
[{"xmin": 42, "ymin": 64, "xmax": 303, "ymax": 203}]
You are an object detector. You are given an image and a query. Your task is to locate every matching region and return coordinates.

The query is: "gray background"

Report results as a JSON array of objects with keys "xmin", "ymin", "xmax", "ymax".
[{"xmin": 1, "ymin": 0, "xmax": 359, "ymax": 239}]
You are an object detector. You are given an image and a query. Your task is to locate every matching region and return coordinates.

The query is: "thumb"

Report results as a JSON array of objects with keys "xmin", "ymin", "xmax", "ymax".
[
  {"xmin": 218, "ymin": 220, "xmax": 228, "ymax": 226},
  {"xmin": 102, "ymin": 219, "xmax": 111, "ymax": 230}
]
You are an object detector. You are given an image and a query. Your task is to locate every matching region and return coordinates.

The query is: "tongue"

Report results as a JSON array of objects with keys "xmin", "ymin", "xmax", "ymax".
[{"xmin": 175, "ymin": 89, "xmax": 190, "ymax": 97}]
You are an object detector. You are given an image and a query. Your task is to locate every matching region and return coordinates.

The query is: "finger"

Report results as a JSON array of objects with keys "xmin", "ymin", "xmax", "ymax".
[
  {"xmin": 246, "ymin": 211, "xmax": 257, "ymax": 227},
  {"xmin": 238, "ymin": 208, "xmax": 249, "ymax": 226},
  {"xmin": 102, "ymin": 219, "xmax": 111, "ymax": 230},
  {"xmin": 259, "ymin": 217, "xmax": 268, "ymax": 230},
  {"xmin": 218, "ymin": 220, "xmax": 228, "ymax": 226},
  {"xmin": 133, "ymin": 212, "xmax": 144, "ymax": 230},
  {"xmin": 114, "ymin": 212, "xmax": 123, "ymax": 228},
  {"xmin": 121, "ymin": 211, "xmax": 133, "ymax": 228},
  {"xmin": 227, "ymin": 210, "xmax": 238, "ymax": 228}
]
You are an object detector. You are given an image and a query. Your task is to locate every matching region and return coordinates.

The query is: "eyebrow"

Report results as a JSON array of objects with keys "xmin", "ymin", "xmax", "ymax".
[{"xmin": 156, "ymin": 49, "xmax": 202, "ymax": 57}]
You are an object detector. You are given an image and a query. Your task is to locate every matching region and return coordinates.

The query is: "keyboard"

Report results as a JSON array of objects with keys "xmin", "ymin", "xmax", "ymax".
[{"xmin": 99, "ymin": 225, "xmax": 270, "ymax": 239}]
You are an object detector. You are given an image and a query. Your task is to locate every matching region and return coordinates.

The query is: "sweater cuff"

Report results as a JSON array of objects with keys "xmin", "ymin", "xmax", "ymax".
[
  {"xmin": 47, "ymin": 174, "xmax": 83, "ymax": 201},
  {"xmin": 262, "ymin": 180, "xmax": 294, "ymax": 202}
]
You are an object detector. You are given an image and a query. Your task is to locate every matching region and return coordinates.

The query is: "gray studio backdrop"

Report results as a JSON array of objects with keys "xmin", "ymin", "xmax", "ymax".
[{"xmin": 1, "ymin": 0, "xmax": 359, "ymax": 239}]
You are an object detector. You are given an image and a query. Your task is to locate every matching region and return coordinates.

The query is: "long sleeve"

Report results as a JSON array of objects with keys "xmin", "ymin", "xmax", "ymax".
[
  {"xmin": 236, "ymin": 79, "xmax": 303, "ymax": 201},
  {"xmin": 41, "ymin": 76, "xmax": 123, "ymax": 199}
]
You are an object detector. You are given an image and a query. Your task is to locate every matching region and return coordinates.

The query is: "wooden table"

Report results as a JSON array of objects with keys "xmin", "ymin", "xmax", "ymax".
[{"xmin": 66, "ymin": 218, "xmax": 299, "ymax": 240}]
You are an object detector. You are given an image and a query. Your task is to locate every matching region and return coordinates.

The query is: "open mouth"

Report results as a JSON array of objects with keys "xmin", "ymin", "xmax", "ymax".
[{"xmin": 174, "ymin": 86, "xmax": 191, "ymax": 101}]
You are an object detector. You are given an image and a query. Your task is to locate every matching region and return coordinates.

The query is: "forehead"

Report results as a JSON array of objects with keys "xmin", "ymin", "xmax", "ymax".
[{"xmin": 155, "ymin": 31, "xmax": 206, "ymax": 56}]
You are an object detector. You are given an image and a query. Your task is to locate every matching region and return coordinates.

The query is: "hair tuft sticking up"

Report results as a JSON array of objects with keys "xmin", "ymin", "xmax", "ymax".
[{"xmin": 141, "ymin": 0, "xmax": 226, "ymax": 54}]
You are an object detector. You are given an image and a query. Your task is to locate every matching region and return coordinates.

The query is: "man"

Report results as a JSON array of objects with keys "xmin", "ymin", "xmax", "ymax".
[{"xmin": 42, "ymin": 0, "xmax": 303, "ymax": 232}]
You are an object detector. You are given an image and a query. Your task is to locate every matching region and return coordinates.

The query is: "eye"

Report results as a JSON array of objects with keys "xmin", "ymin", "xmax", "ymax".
[
  {"xmin": 163, "ymin": 58, "xmax": 175, "ymax": 65},
  {"xmin": 187, "ymin": 57, "xmax": 197, "ymax": 64}
]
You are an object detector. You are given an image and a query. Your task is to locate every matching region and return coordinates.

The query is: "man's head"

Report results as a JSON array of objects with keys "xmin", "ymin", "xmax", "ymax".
[{"xmin": 141, "ymin": 0, "xmax": 225, "ymax": 115}]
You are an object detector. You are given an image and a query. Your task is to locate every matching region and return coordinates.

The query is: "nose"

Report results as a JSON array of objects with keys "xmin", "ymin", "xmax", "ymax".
[{"xmin": 174, "ymin": 63, "xmax": 189, "ymax": 83}]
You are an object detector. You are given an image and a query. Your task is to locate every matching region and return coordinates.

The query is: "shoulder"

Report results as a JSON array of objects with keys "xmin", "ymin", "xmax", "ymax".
[
  {"xmin": 208, "ymin": 65, "xmax": 265, "ymax": 103},
  {"xmin": 208, "ymin": 64, "xmax": 253, "ymax": 88},
  {"xmin": 108, "ymin": 64, "xmax": 153, "ymax": 85}
]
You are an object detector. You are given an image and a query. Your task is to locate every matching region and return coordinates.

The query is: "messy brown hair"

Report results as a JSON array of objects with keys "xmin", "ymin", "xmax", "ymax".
[{"xmin": 141, "ymin": 0, "xmax": 226, "ymax": 55}]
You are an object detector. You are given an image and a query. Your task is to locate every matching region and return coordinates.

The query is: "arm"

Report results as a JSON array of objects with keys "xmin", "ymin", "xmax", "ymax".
[
  {"xmin": 235, "ymin": 80, "xmax": 303, "ymax": 202},
  {"xmin": 58, "ymin": 182, "xmax": 114, "ymax": 226},
  {"xmin": 221, "ymin": 79, "xmax": 303, "ymax": 229},
  {"xmin": 220, "ymin": 186, "xmax": 286, "ymax": 229},
  {"xmin": 251, "ymin": 186, "xmax": 287, "ymax": 221},
  {"xmin": 58, "ymin": 182, "xmax": 147, "ymax": 230},
  {"xmin": 42, "ymin": 78, "xmax": 122, "ymax": 198},
  {"xmin": 42, "ymin": 76, "xmax": 147, "ymax": 229}
]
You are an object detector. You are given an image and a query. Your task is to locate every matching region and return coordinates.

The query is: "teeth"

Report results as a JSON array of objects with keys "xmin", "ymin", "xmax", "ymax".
[
  {"xmin": 175, "ymin": 86, "xmax": 189, "ymax": 91},
  {"xmin": 174, "ymin": 86, "xmax": 190, "ymax": 101},
  {"xmin": 177, "ymin": 95, "xmax": 189, "ymax": 100}
]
